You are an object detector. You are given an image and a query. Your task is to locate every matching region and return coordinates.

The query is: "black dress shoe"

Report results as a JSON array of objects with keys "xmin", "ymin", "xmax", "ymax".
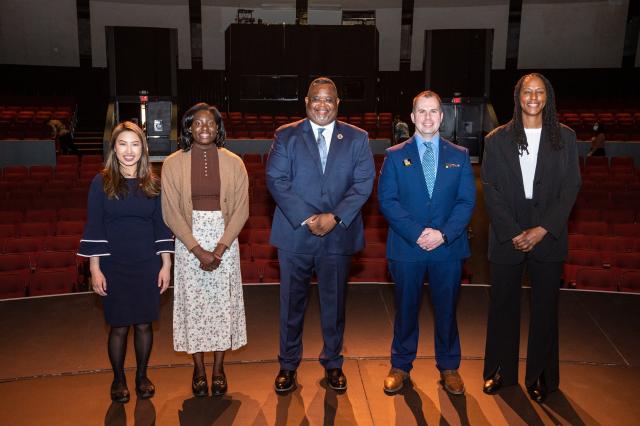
[
  {"xmin": 527, "ymin": 377, "xmax": 547, "ymax": 403},
  {"xmin": 192, "ymin": 375, "xmax": 209, "ymax": 397},
  {"xmin": 111, "ymin": 380, "xmax": 130, "ymax": 403},
  {"xmin": 274, "ymin": 369, "xmax": 297, "ymax": 393},
  {"xmin": 483, "ymin": 372, "xmax": 503, "ymax": 395},
  {"xmin": 135, "ymin": 376, "xmax": 155, "ymax": 399},
  {"xmin": 326, "ymin": 368, "xmax": 347, "ymax": 391},
  {"xmin": 212, "ymin": 372, "xmax": 227, "ymax": 396}
]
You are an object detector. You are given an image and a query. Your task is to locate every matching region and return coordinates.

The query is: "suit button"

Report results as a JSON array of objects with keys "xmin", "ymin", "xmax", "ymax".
[
  {"xmin": 535, "ymin": 180, "xmax": 541, "ymax": 185},
  {"xmin": 534, "ymin": 202, "xmax": 539, "ymax": 207}
]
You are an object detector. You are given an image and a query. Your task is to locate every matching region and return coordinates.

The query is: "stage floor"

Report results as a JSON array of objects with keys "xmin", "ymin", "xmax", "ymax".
[{"xmin": 1, "ymin": 284, "xmax": 638, "ymax": 425}]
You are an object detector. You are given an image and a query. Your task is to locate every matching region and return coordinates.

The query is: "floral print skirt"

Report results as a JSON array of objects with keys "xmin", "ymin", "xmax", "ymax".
[{"xmin": 173, "ymin": 210, "xmax": 247, "ymax": 353}]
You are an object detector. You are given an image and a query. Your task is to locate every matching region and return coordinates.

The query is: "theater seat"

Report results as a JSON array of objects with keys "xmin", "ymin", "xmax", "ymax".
[
  {"xmin": 257, "ymin": 260, "xmax": 280, "ymax": 284},
  {"xmin": 0, "ymin": 271, "xmax": 28, "ymax": 298},
  {"xmin": 574, "ymin": 268, "xmax": 619, "ymax": 291},
  {"xmin": 349, "ymin": 259, "xmax": 389, "ymax": 283},
  {"xmin": 620, "ymin": 271, "xmax": 640, "ymax": 293},
  {"xmin": 30, "ymin": 269, "xmax": 76, "ymax": 296},
  {"xmin": 240, "ymin": 261, "xmax": 261, "ymax": 284}
]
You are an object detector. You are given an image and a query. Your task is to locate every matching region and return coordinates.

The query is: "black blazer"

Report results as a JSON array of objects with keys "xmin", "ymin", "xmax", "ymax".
[{"xmin": 482, "ymin": 121, "xmax": 581, "ymax": 264}]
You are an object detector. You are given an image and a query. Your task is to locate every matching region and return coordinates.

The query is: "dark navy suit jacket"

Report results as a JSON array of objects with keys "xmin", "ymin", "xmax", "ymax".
[
  {"xmin": 266, "ymin": 119, "xmax": 375, "ymax": 255},
  {"xmin": 378, "ymin": 136, "xmax": 476, "ymax": 262}
]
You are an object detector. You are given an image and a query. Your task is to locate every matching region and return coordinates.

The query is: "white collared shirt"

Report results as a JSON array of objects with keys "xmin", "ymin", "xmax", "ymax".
[
  {"xmin": 520, "ymin": 128, "xmax": 542, "ymax": 199},
  {"xmin": 309, "ymin": 120, "xmax": 336, "ymax": 151}
]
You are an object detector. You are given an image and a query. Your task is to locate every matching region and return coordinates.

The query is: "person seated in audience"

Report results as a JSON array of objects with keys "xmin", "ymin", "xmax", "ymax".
[
  {"xmin": 588, "ymin": 122, "xmax": 606, "ymax": 156},
  {"xmin": 48, "ymin": 119, "xmax": 80, "ymax": 155},
  {"xmin": 78, "ymin": 121, "xmax": 174, "ymax": 403},
  {"xmin": 393, "ymin": 114, "xmax": 410, "ymax": 145}
]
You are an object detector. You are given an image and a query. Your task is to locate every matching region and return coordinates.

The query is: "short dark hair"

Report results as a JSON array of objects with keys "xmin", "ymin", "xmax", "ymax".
[
  {"xmin": 307, "ymin": 77, "xmax": 339, "ymax": 97},
  {"xmin": 180, "ymin": 103, "xmax": 226, "ymax": 151},
  {"xmin": 412, "ymin": 90, "xmax": 442, "ymax": 111}
]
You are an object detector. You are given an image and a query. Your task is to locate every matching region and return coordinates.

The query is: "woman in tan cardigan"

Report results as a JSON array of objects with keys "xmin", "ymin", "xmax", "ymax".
[{"xmin": 161, "ymin": 103, "xmax": 249, "ymax": 397}]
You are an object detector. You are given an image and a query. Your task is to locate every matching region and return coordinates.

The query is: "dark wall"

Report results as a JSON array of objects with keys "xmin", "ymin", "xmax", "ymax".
[{"xmin": 225, "ymin": 24, "xmax": 379, "ymax": 114}]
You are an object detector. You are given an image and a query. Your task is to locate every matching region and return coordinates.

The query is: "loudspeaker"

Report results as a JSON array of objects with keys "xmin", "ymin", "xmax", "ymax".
[
  {"xmin": 424, "ymin": 29, "xmax": 493, "ymax": 98},
  {"xmin": 146, "ymin": 101, "xmax": 172, "ymax": 137}
]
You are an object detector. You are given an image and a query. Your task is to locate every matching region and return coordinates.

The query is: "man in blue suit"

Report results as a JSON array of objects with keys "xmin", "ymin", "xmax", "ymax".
[
  {"xmin": 266, "ymin": 77, "xmax": 375, "ymax": 393},
  {"xmin": 378, "ymin": 90, "xmax": 476, "ymax": 395}
]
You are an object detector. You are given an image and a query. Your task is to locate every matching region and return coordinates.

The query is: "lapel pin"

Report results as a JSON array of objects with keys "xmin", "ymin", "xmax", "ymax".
[
  {"xmin": 403, "ymin": 158, "xmax": 412, "ymax": 166},
  {"xmin": 337, "ymin": 133, "xmax": 343, "ymax": 140},
  {"xmin": 444, "ymin": 163, "xmax": 460, "ymax": 168}
]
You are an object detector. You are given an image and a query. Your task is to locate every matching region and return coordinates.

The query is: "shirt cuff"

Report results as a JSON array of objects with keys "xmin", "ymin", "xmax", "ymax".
[
  {"xmin": 155, "ymin": 238, "xmax": 175, "ymax": 254},
  {"xmin": 78, "ymin": 239, "xmax": 110, "ymax": 257}
]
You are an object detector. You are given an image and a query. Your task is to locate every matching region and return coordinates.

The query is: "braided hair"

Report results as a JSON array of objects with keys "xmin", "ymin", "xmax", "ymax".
[{"xmin": 512, "ymin": 73, "xmax": 562, "ymax": 154}]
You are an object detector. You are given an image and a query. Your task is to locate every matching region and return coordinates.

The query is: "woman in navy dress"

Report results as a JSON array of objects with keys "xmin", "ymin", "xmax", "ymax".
[{"xmin": 78, "ymin": 122, "xmax": 174, "ymax": 403}]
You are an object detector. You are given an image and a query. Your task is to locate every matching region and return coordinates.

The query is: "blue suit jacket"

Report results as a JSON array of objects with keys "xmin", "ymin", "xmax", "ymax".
[
  {"xmin": 378, "ymin": 136, "xmax": 476, "ymax": 262},
  {"xmin": 266, "ymin": 119, "xmax": 375, "ymax": 255}
]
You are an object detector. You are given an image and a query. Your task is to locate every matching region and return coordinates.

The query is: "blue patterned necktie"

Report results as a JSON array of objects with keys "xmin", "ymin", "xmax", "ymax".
[
  {"xmin": 317, "ymin": 128, "xmax": 328, "ymax": 173},
  {"xmin": 422, "ymin": 141, "xmax": 435, "ymax": 196}
]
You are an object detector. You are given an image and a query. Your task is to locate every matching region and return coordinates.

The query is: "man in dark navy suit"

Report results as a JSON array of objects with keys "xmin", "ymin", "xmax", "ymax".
[
  {"xmin": 378, "ymin": 91, "xmax": 476, "ymax": 395},
  {"xmin": 266, "ymin": 77, "xmax": 375, "ymax": 393}
]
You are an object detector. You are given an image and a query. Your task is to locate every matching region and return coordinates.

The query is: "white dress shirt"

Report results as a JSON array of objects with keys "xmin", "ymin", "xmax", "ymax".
[
  {"xmin": 519, "ymin": 128, "xmax": 542, "ymax": 199},
  {"xmin": 309, "ymin": 120, "xmax": 335, "ymax": 152}
]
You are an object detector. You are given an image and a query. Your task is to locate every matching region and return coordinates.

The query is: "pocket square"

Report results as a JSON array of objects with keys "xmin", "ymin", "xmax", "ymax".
[{"xmin": 445, "ymin": 163, "xmax": 460, "ymax": 168}]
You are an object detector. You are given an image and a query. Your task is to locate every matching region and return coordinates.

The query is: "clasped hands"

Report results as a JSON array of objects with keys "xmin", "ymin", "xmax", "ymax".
[
  {"xmin": 192, "ymin": 243, "xmax": 227, "ymax": 272},
  {"xmin": 417, "ymin": 228, "xmax": 444, "ymax": 251},
  {"xmin": 306, "ymin": 213, "xmax": 337, "ymax": 237},
  {"xmin": 512, "ymin": 226, "xmax": 547, "ymax": 252}
]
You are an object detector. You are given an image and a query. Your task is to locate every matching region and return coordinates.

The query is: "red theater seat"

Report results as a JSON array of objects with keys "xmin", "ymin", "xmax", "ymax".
[
  {"xmin": 44, "ymin": 235, "xmax": 80, "ymax": 252},
  {"xmin": 241, "ymin": 261, "xmax": 261, "ymax": 283},
  {"xmin": 57, "ymin": 208, "xmax": 86, "ymax": 221},
  {"xmin": 568, "ymin": 221, "xmax": 608, "ymax": 236},
  {"xmin": 0, "ymin": 253, "xmax": 31, "ymax": 273},
  {"xmin": 620, "ymin": 271, "xmax": 640, "ymax": 293},
  {"xmin": 574, "ymin": 268, "xmax": 619, "ymax": 291},
  {"xmin": 56, "ymin": 220, "xmax": 85, "ymax": 236},
  {"xmin": 19, "ymin": 222, "xmax": 54, "ymax": 237},
  {"xmin": 257, "ymin": 260, "xmax": 280, "ymax": 283},
  {"xmin": 248, "ymin": 229, "xmax": 270, "ymax": 244},
  {"xmin": 252, "ymin": 243, "xmax": 277, "ymax": 260},
  {"xmin": 0, "ymin": 271, "xmax": 28, "ymax": 298},
  {"xmin": 349, "ymin": 259, "xmax": 389, "ymax": 283},
  {"xmin": 357, "ymin": 242, "xmax": 387, "ymax": 260},
  {"xmin": 30, "ymin": 269, "xmax": 76, "ymax": 296},
  {"xmin": 568, "ymin": 234, "xmax": 592, "ymax": 250}
]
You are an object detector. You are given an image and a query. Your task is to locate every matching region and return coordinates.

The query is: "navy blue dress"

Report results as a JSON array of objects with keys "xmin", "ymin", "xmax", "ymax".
[{"xmin": 79, "ymin": 175, "xmax": 174, "ymax": 326}]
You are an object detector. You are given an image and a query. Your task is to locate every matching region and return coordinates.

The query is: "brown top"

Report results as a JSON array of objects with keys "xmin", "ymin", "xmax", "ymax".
[
  {"xmin": 161, "ymin": 147, "xmax": 249, "ymax": 250},
  {"xmin": 191, "ymin": 144, "xmax": 221, "ymax": 211}
]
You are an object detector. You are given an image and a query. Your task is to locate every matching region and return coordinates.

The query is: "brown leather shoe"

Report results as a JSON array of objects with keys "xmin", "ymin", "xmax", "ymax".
[
  {"xmin": 384, "ymin": 368, "xmax": 410, "ymax": 394},
  {"xmin": 440, "ymin": 370, "xmax": 465, "ymax": 395}
]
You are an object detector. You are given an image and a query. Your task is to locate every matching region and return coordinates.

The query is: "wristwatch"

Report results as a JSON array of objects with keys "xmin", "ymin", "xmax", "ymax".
[
  {"xmin": 440, "ymin": 230, "xmax": 448, "ymax": 244},
  {"xmin": 333, "ymin": 215, "xmax": 342, "ymax": 224}
]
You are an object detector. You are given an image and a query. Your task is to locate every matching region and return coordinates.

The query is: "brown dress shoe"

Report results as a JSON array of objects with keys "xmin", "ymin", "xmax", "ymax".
[
  {"xmin": 384, "ymin": 368, "xmax": 409, "ymax": 394},
  {"xmin": 440, "ymin": 370, "xmax": 465, "ymax": 395}
]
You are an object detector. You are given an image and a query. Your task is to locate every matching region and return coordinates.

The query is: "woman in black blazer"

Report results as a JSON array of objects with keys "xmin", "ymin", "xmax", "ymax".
[{"xmin": 481, "ymin": 73, "xmax": 581, "ymax": 402}]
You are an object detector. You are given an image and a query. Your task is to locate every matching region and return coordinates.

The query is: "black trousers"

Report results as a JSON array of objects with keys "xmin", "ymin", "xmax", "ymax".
[{"xmin": 483, "ymin": 259, "xmax": 562, "ymax": 390}]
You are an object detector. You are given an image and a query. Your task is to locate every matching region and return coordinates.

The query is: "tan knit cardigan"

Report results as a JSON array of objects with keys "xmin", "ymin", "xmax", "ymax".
[{"xmin": 161, "ymin": 147, "xmax": 249, "ymax": 251}]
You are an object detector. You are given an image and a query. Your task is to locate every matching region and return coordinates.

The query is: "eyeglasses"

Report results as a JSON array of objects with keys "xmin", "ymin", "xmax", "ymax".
[{"xmin": 309, "ymin": 96, "xmax": 336, "ymax": 104}]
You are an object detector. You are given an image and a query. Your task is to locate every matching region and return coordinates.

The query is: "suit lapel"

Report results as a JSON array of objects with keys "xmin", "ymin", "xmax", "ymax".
[
  {"xmin": 431, "ymin": 138, "xmax": 448, "ymax": 199},
  {"xmin": 405, "ymin": 137, "xmax": 430, "ymax": 199},
  {"xmin": 532, "ymin": 127, "xmax": 551, "ymax": 200},
  {"xmin": 502, "ymin": 126, "xmax": 525, "ymax": 192},
  {"xmin": 301, "ymin": 119, "xmax": 324, "ymax": 175}
]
